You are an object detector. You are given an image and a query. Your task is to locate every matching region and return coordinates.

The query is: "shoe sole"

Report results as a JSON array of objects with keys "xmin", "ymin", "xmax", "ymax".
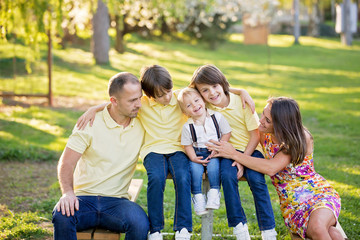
[
  {"xmin": 195, "ymin": 210, "xmax": 209, "ymax": 215},
  {"xmin": 206, "ymin": 204, "xmax": 220, "ymax": 209}
]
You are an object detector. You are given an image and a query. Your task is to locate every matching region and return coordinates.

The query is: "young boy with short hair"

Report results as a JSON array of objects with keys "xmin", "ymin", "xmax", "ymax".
[{"xmin": 177, "ymin": 87, "xmax": 236, "ymax": 216}]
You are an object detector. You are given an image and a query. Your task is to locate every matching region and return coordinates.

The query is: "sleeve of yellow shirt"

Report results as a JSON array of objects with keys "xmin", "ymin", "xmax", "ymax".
[
  {"xmin": 66, "ymin": 125, "xmax": 92, "ymax": 155},
  {"xmin": 244, "ymin": 105, "xmax": 260, "ymax": 132}
]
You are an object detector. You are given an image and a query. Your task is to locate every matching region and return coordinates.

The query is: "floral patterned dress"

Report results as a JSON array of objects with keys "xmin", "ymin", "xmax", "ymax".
[{"xmin": 263, "ymin": 134, "xmax": 341, "ymax": 239}]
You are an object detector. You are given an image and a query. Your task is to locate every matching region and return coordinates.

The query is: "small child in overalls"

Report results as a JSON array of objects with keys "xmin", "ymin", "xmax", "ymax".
[{"xmin": 178, "ymin": 87, "xmax": 235, "ymax": 215}]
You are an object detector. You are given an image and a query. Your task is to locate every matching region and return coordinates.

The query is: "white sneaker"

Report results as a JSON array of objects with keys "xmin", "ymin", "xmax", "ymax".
[
  {"xmin": 192, "ymin": 193, "xmax": 208, "ymax": 215},
  {"xmin": 175, "ymin": 228, "xmax": 191, "ymax": 240},
  {"xmin": 261, "ymin": 228, "xmax": 277, "ymax": 240},
  {"xmin": 233, "ymin": 222, "xmax": 251, "ymax": 240},
  {"xmin": 206, "ymin": 188, "xmax": 220, "ymax": 209},
  {"xmin": 148, "ymin": 231, "xmax": 163, "ymax": 240}
]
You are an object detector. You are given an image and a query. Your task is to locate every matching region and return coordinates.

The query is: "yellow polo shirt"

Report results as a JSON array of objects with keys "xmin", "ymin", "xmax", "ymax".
[
  {"xmin": 66, "ymin": 104, "xmax": 144, "ymax": 199},
  {"xmin": 139, "ymin": 90, "xmax": 188, "ymax": 159},
  {"xmin": 208, "ymin": 92, "xmax": 263, "ymax": 153}
]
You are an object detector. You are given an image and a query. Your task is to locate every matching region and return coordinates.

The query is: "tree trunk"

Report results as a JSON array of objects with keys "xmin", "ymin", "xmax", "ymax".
[
  {"xmin": 331, "ymin": 0, "xmax": 336, "ymax": 22},
  {"xmin": 92, "ymin": 0, "xmax": 110, "ymax": 64},
  {"xmin": 293, "ymin": 0, "xmax": 300, "ymax": 44},
  {"xmin": 341, "ymin": 0, "xmax": 352, "ymax": 45},
  {"xmin": 308, "ymin": 0, "xmax": 320, "ymax": 37},
  {"xmin": 114, "ymin": 15, "xmax": 125, "ymax": 54},
  {"xmin": 161, "ymin": 15, "xmax": 170, "ymax": 35}
]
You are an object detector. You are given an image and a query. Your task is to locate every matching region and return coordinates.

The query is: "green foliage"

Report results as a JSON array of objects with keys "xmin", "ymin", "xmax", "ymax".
[
  {"xmin": 183, "ymin": 14, "xmax": 233, "ymax": 50},
  {"xmin": 0, "ymin": 207, "xmax": 51, "ymax": 240},
  {"xmin": 0, "ymin": 0, "xmax": 63, "ymax": 73}
]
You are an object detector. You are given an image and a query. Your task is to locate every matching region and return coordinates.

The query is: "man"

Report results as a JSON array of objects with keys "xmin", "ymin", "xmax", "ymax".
[{"xmin": 52, "ymin": 72, "xmax": 149, "ymax": 240}]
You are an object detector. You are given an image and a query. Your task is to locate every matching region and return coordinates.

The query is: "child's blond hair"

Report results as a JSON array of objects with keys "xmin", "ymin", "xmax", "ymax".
[{"xmin": 177, "ymin": 87, "xmax": 202, "ymax": 114}]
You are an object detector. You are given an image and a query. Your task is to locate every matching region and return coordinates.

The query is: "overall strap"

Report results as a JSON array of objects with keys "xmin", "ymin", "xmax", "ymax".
[
  {"xmin": 189, "ymin": 123, "xmax": 197, "ymax": 143},
  {"xmin": 210, "ymin": 114, "xmax": 221, "ymax": 140}
]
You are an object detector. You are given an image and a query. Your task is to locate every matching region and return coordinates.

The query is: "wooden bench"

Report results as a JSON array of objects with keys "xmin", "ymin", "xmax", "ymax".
[
  {"xmin": 166, "ymin": 173, "xmax": 246, "ymax": 240},
  {"xmin": 289, "ymin": 222, "xmax": 348, "ymax": 240},
  {"xmin": 76, "ymin": 178, "xmax": 143, "ymax": 240},
  {"xmin": 200, "ymin": 175, "xmax": 246, "ymax": 240}
]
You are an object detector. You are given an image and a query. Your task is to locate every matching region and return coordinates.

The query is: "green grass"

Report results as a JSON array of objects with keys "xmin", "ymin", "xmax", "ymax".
[{"xmin": 1, "ymin": 34, "xmax": 360, "ymax": 239}]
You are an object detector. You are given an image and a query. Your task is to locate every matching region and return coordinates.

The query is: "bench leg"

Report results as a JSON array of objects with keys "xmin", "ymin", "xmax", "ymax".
[{"xmin": 201, "ymin": 178, "xmax": 213, "ymax": 240}]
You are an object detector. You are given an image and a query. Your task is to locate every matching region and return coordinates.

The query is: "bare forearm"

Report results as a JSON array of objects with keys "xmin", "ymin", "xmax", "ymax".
[
  {"xmin": 184, "ymin": 145, "xmax": 197, "ymax": 162},
  {"xmin": 207, "ymin": 139, "xmax": 289, "ymax": 176},
  {"xmin": 229, "ymin": 87, "xmax": 244, "ymax": 95},
  {"xmin": 243, "ymin": 130, "xmax": 260, "ymax": 156},
  {"xmin": 220, "ymin": 132, "xmax": 231, "ymax": 142},
  {"xmin": 57, "ymin": 147, "xmax": 81, "ymax": 194},
  {"xmin": 94, "ymin": 102, "xmax": 108, "ymax": 112},
  {"xmin": 58, "ymin": 161, "xmax": 74, "ymax": 194},
  {"xmin": 232, "ymin": 153, "xmax": 274, "ymax": 175}
]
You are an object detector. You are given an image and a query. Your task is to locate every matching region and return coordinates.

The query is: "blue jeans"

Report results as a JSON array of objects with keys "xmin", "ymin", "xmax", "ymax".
[
  {"xmin": 221, "ymin": 150, "xmax": 275, "ymax": 231},
  {"xmin": 144, "ymin": 151, "xmax": 192, "ymax": 233},
  {"xmin": 190, "ymin": 148, "xmax": 220, "ymax": 194},
  {"xmin": 52, "ymin": 196, "xmax": 149, "ymax": 240}
]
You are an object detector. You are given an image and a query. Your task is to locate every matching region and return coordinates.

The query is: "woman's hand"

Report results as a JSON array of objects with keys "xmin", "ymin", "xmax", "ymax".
[
  {"xmin": 206, "ymin": 140, "xmax": 238, "ymax": 159},
  {"xmin": 76, "ymin": 106, "xmax": 98, "ymax": 130}
]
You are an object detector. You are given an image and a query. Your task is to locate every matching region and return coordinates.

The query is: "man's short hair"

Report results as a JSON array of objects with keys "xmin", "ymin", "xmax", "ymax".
[
  {"xmin": 108, "ymin": 72, "xmax": 139, "ymax": 97},
  {"xmin": 140, "ymin": 65, "xmax": 173, "ymax": 98}
]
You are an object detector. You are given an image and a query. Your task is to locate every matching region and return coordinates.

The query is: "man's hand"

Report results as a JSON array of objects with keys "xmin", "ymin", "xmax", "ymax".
[{"xmin": 56, "ymin": 191, "xmax": 79, "ymax": 217}]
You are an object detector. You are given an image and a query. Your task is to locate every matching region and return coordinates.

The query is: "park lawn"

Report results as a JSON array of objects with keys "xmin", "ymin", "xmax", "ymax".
[{"xmin": 0, "ymin": 34, "xmax": 359, "ymax": 239}]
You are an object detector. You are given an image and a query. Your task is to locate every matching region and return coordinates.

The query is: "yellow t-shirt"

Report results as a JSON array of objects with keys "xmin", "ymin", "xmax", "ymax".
[
  {"xmin": 139, "ymin": 90, "xmax": 188, "ymax": 159},
  {"xmin": 66, "ymin": 104, "xmax": 145, "ymax": 199},
  {"xmin": 208, "ymin": 92, "xmax": 263, "ymax": 153}
]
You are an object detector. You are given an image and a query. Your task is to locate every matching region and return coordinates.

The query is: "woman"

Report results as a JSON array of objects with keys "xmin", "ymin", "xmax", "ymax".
[{"xmin": 207, "ymin": 97, "xmax": 342, "ymax": 240}]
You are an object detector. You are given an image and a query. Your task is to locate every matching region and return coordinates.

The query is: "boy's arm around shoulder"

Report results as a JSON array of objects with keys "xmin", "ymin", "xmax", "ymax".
[
  {"xmin": 77, "ymin": 102, "xmax": 109, "ymax": 130},
  {"xmin": 229, "ymin": 87, "xmax": 255, "ymax": 113}
]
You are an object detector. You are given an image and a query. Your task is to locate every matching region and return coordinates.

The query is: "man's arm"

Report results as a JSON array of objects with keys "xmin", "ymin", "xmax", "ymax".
[{"xmin": 56, "ymin": 147, "xmax": 82, "ymax": 217}]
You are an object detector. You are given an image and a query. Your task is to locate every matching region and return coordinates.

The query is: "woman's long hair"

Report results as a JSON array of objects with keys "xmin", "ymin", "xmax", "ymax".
[{"xmin": 269, "ymin": 97, "xmax": 310, "ymax": 166}]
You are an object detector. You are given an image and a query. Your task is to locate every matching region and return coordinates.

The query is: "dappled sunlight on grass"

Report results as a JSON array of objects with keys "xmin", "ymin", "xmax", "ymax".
[
  {"xmin": 314, "ymin": 87, "xmax": 360, "ymax": 94},
  {"xmin": 335, "ymin": 166, "xmax": 360, "ymax": 176},
  {"xmin": 270, "ymin": 64, "xmax": 360, "ymax": 78},
  {"xmin": 299, "ymin": 36, "xmax": 360, "ymax": 50},
  {"xmin": 268, "ymin": 35, "xmax": 296, "ymax": 47},
  {"xmin": 0, "ymin": 106, "xmax": 80, "ymax": 157},
  {"xmin": 328, "ymin": 181, "xmax": 360, "ymax": 199},
  {"xmin": 228, "ymin": 34, "xmax": 244, "ymax": 43},
  {"xmin": 53, "ymin": 48, "xmax": 94, "ymax": 66}
]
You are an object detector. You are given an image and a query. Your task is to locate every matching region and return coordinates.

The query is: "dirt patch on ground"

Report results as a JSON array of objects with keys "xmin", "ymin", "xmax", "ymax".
[
  {"xmin": 0, "ymin": 161, "xmax": 58, "ymax": 213},
  {"xmin": 1, "ymin": 95, "xmax": 105, "ymax": 112}
]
